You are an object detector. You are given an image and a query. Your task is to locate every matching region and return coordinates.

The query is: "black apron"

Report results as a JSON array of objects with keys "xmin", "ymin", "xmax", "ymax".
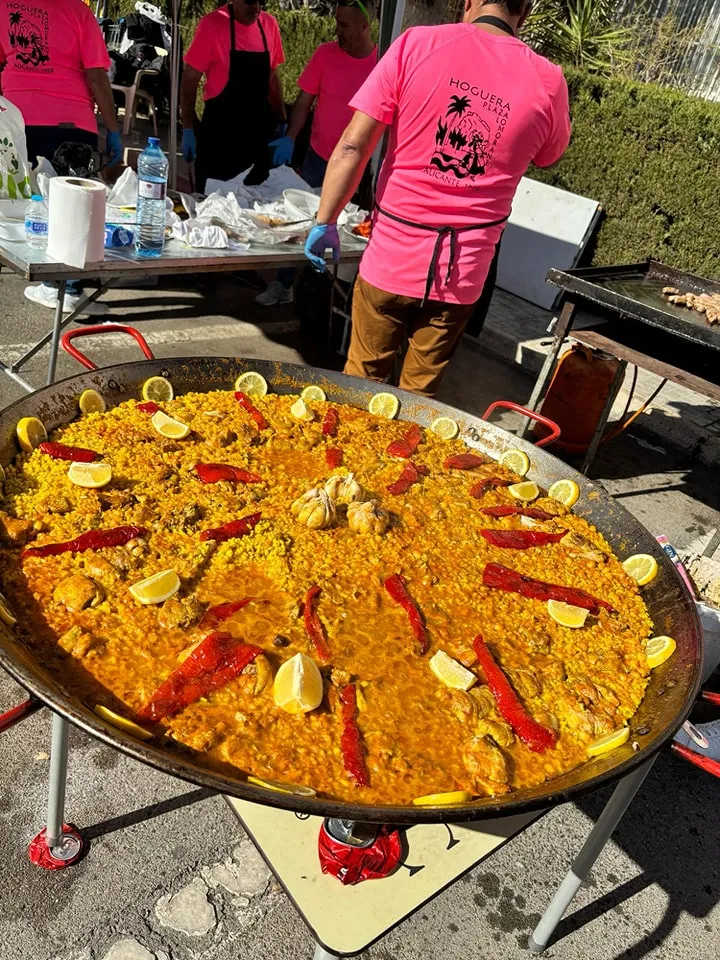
[
  {"xmin": 374, "ymin": 15, "xmax": 515, "ymax": 306},
  {"xmin": 195, "ymin": 5, "xmax": 274, "ymax": 192}
]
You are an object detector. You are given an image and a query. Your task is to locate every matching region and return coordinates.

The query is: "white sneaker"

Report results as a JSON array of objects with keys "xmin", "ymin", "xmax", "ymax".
[
  {"xmin": 24, "ymin": 284, "xmax": 108, "ymax": 316},
  {"xmin": 254, "ymin": 281, "xmax": 294, "ymax": 307}
]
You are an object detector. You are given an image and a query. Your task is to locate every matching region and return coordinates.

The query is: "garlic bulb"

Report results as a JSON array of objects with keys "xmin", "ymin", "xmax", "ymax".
[
  {"xmin": 291, "ymin": 487, "xmax": 336, "ymax": 529},
  {"xmin": 347, "ymin": 499, "xmax": 389, "ymax": 535},
  {"xmin": 324, "ymin": 472, "xmax": 364, "ymax": 505}
]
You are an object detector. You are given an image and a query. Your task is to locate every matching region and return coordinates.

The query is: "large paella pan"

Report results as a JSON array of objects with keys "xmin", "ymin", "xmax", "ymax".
[{"xmin": 0, "ymin": 330, "xmax": 702, "ymax": 823}]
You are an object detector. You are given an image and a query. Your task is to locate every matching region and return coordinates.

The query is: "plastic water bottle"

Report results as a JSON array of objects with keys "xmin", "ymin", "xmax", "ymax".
[
  {"xmin": 136, "ymin": 137, "xmax": 168, "ymax": 258},
  {"xmin": 25, "ymin": 194, "xmax": 48, "ymax": 250}
]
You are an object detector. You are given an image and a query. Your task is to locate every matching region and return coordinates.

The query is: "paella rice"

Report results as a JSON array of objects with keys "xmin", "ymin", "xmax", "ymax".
[{"xmin": 0, "ymin": 386, "xmax": 654, "ymax": 805}]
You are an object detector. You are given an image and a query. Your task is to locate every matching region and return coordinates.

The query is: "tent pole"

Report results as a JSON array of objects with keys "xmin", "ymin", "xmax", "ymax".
[{"xmin": 168, "ymin": 0, "xmax": 180, "ymax": 190}]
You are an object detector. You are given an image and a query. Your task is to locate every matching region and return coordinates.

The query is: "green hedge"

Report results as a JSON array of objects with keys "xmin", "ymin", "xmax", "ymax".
[{"xmin": 530, "ymin": 69, "xmax": 720, "ymax": 278}]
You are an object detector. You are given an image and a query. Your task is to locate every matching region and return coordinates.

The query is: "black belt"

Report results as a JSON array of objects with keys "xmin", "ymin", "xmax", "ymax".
[{"xmin": 375, "ymin": 203, "xmax": 509, "ymax": 306}]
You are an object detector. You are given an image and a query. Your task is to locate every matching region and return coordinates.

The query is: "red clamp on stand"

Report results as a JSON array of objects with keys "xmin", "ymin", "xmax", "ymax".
[
  {"xmin": 319, "ymin": 819, "xmax": 403, "ymax": 885},
  {"xmin": 61, "ymin": 324, "xmax": 155, "ymax": 370},
  {"xmin": 481, "ymin": 401, "xmax": 561, "ymax": 448}
]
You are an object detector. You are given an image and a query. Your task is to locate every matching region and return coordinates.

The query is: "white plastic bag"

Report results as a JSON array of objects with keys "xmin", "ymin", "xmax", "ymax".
[
  {"xmin": 107, "ymin": 166, "xmax": 138, "ymax": 207},
  {"xmin": 0, "ymin": 97, "xmax": 33, "ymax": 200}
]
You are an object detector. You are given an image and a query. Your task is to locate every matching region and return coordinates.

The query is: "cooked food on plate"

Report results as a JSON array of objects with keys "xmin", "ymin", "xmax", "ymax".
[{"xmin": 662, "ymin": 286, "xmax": 720, "ymax": 325}]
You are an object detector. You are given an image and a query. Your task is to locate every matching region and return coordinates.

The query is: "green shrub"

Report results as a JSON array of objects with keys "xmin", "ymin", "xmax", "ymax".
[{"xmin": 530, "ymin": 69, "xmax": 720, "ymax": 277}]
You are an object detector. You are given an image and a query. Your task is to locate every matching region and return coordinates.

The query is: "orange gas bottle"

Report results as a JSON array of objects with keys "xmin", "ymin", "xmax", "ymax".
[{"xmin": 533, "ymin": 345, "xmax": 621, "ymax": 453}]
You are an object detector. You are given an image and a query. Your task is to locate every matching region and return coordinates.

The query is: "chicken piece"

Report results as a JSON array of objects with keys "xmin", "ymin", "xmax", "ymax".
[
  {"xmin": 331, "ymin": 666, "xmax": 352, "ymax": 688},
  {"xmin": 470, "ymin": 684, "xmax": 496, "ymax": 718},
  {"xmin": 534, "ymin": 497, "xmax": 569, "ymax": 518},
  {"xmin": 476, "ymin": 718, "xmax": 515, "ymax": 748},
  {"xmin": 98, "ymin": 489, "xmax": 136, "ymax": 511},
  {"xmin": 126, "ymin": 537, "xmax": 148, "ymax": 557},
  {"xmin": 0, "ymin": 511, "xmax": 32, "ymax": 545},
  {"xmin": 512, "ymin": 668, "xmax": 541, "ymax": 700},
  {"xmin": 662, "ymin": 286, "xmax": 679, "ymax": 295},
  {"xmin": 166, "ymin": 502, "xmax": 203, "ymax": 530},
  {"xmin": 158, "ymin": 595, "xmax": 206, "ymax": 630},
  {"xmin": 83, "ymin": 556, "xmax": 118, "ymax": 580},
  {"xmin": 54, "ymin": 575, "xmax": 104, "ymax": 613},
  {"xmin": 462, "ymin": 735, "xmax": 510, "ymax": 796},
  {"xmin": 570, "ymin": 675, "xmax": 600, "ymax": 707},
  {"xmin": 58, "ymin": 625, "xmax": 98, "ymax": 658},
  {"xmin": 153, "ymin": 464, "xmax": 173, "ymax": 482},
  {"xmin": 246, "ymin": 654, "xmax": 273, "ymax": 694},
  {"xmin": 450, "ymin": 689, "xmax": 477, "ymax": 724},
  {"xmin": 217, "ymin": 428, "xmax": 237, "ymax": 448},
  {"xmin": 561, "ymin": 531, "xmax": 607, "ymax": 563},
  {"xmin": 45, "ymin": 496, "xmax": 73, "ymax": 515}
]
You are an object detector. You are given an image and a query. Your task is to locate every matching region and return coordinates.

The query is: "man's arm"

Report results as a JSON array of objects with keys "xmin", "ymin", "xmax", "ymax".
[
  {"xmin": 181, "ymin": 64, "xmax": 202, "ymax": 130},
  {"xmin": 286, "ymin": 90, "xmax": 315, "ymax": 142},
  {"xmin": 85, "ymin": 67, "xmax": 119, "ymax": 133},
  {"xmin": 268, "ymin": 69, "xmax": 286, "ymax": 123},
  {"xmin": 317, "ymin": 111, "xmax": 386, "ymax": 224}
]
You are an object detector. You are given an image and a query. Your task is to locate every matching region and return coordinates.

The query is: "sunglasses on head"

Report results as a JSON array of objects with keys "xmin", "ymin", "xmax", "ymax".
[{"xmin": 337, "ymin": 0, "xmax": 370, "ymax": 18}]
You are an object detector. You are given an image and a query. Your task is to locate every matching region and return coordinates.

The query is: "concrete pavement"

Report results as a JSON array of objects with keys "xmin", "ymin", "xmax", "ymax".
[{"xmin": 0, "ymin": 270, "xmax": 719, "ymax": 960}]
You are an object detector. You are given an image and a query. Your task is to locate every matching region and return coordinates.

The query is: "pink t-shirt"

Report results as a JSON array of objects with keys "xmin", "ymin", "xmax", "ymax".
[
  {"xmin": 0, "ymin": 0, "xmax": 110, "ymax": 132},
  {"xmin": 299, "ymin": 41, "xmax": 377, "ymax": 161},
  {"xmin": 350, "ymin": 24, "xmax": 571, "ymax": 304},
  {"xmin": 185, "ymin": 8, "xmax": 284, "ymax": 102}
]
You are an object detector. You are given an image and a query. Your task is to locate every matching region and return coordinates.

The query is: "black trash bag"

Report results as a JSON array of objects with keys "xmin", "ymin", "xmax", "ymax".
[{"xmin": 51, "ymin": 142, "xmax": 100, "ymax": 178}]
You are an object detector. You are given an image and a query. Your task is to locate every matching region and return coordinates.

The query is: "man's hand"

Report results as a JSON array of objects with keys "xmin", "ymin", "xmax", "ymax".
[
  {"xmin": 106, "ymin": 130, "xmax": 123, "ymax": 167},
  {"xmin": 304, "ymin": 223, "xmax": 340, "ymax": 272},
  {"xmin": 182, "ymin": 128, "xmax": 197, "ymax": 163},
  {"xmin": 270, "ymin": 135, "xmax": 294, "ymax": 166}
]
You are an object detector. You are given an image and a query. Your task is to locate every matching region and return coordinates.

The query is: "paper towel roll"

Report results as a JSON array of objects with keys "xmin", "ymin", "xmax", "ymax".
[{"xmin": 47, "ymin": 177, "xmax": 106, "ymax": 269}]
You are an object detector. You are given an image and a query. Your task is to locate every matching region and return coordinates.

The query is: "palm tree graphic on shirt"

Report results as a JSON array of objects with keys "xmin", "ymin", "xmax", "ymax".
[
  {"xmin": 431, "ymin": 94, "xmax": 491, "ymax": 179},
  {"xmin": 8, "ymin": 10, "xmax": 50, "ymax": 69}
]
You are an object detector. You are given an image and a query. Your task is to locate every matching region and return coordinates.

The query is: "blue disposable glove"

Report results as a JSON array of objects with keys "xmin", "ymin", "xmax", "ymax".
[
  {"xmin": 106, "ymin": 130, "xmax": 123, "ymax": 167},
  {"xmin": 182, "ymin": 128, "xmax": 197, "ymax": 163},
  {"xmin": 304, "ymin": 223, "xmax": 340, "ymax": 272},
  {"xmin": 270, "ymin": 135, "xmax": 294, "ymax": 166}
]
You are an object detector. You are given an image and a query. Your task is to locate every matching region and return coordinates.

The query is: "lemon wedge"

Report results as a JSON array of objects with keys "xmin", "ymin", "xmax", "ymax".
[
  {"xmin": 587, "ymin": 726, "xmax": 630, "ymax": 757},
  {"xmin": 151, "ymin": 410, "xmax": 190, "ymax": 440},
  {"xmin": 290, "ymin": 397, "xmax": 314, "ymax": 421},
  {"xmin": 0, "ymin": 592, "xmax": 17, "ymax": 626},
  {"xmin": 645, "ymin": 635, "xmax": 676, "ymax": 668},
  {"xmin": 508, "ymin": 480, "xmax": 539, "ymax": 501},
  {"xmin": 94, "ymin": 705, "xmax": 152, "ymax": 741},
  {"xmin": 500, "ymin": 448, "xmax": 530, "ymax": 476},
  {"xmin": 272, "ymin": 652, "xmax": 324, "ymax": 714},
  {"xmin": 368, "ymin": 392, "xmax": 399, "ymax": 420},
  {"xmin": 301, "ymin": 385, "xmax": 327, "ymax": 403},
  {"xmin": 67, "ymin": 461, "xmax": 112, "ymax": 489},
  {"xmin": 429, "ymin": 650, "xmax": 477, "ymax": 691},
  {"xmin": 430, "ymin": 416, "xmax": 459, "ymax": 440},
  {"xmin": 142, "ymin": 376, "xmax": 174, "ymax": 403},
  {"xmin": 247, "ymin": 776, "xmax": 317, "ymax": 797},
  {"xmin": 548, "ymin": 478, "xmax": 580, "ymax": 507},
  {"xmin": 129, "ymin": 569, "xmax": 180, "ymax": 605},
  {"xmin": 79, "ymin": 388, "xmax": 106, "ymax": 415},
  {"xmin": 413, "ymin": 790, "xmax": 472, "ymax": 806},
  {"xmin": 622, "ymin": 553, "xmax": 658, "ymax": 586},
  {"xmin": 547, "ymin": 600, "xmax": 588, "ymax": 629},
  {"xmin": 16, "ymin": 416, "xmax": 47, "ymax": 453},
  {"xmin": 235, "ymin": 371, "xmax": 268, "ymax": 397}
]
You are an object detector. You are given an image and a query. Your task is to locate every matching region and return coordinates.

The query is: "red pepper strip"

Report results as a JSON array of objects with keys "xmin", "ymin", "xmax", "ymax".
[
  {"xmin": 340, "ymin": 684, "xmax": 369, "ymax": 786},
  {"xmin": 325, "ymin": 447, "xmax": 343, "ymax": 469},
  {"xmin": 199, "ymin": 512, "xmax": 261, "ymax": 543},
  {"xmin": 481, "ymin": 505, "xmax": 556, "ymax": 521},
  {"xmin": 386, "ymin": 423, "xmax": 422, "ymax": 459},
  {"xmin": 23, "ymin": 524, "xmax": 147, "ymax": 559},
  {"xmin": 444, "ymin": 453, "xmax": 487, "ymax": 470},
  {"xmin": 483, "ymin": 562, "xmax": 615, "ymax": 614},
  {"xmin": 194, "ymin": 463, "xmax": 262, "ymax": 484},
  {"xmin": 138, "ymin": 631, "xmax": 262, "ymax": 721},
  {"xmin": 304, "ymin": 585, "xmax": 331, "ymax": 662},
  {"xmin": 322, "ymin": 407, "xmax": 339, "ymax": 437},
  {"xmin": 199, "ymin": 598, "xmax": 267, "ymax": 628},
  {"xmin": 137, "ymin": 401, "xmax": 160, "ymax": 414},
  {"xmin": 386, "ymin": 461, "xmax": 429, "ymax": 495},
  {"xmin": 469, "ymin": 477, "xmax": 513, "ymax": 499},
  {"xmin": 480, "ymin": 529, "xmax": 567, "ymax": 549},
  {"xmin": 38, "ymin": 442, "xmax": 99, "ymax": 463},
  {"xmin": 473, "ymin": 635, "xmax": 557, "ymax": 754},
  {"xmin": 235, "ymin": 391, "xmax": 268, "ymax": 430},
  {"xmin": 383, "ymin": 573, "xmax": 428, "ymax": 654}
]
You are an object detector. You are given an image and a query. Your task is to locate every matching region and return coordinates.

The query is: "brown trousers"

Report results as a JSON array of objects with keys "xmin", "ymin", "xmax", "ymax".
[{"xmin": 344, "ymin": 276, "xmax": 474, "ymax": 397}]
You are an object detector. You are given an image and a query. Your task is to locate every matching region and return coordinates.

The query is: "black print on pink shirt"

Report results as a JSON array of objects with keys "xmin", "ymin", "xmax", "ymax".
[{"xmin": 7, "ymin": 3, "xmax": 50, "ymax": 71}]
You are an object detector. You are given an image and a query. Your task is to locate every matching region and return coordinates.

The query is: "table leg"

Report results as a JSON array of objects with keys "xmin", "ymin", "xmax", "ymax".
[
  {"xmin": 580, "ymin": 359, "xmax": 627, "ymax": 476},
  {"xmin": 313, "ymin": 945, "xmax": 341, "ymax": 960},
  {"xmin": 521, "ymin": 302, "xmax": 576, "ymax": 440},
  {"xmin": 46, "ymin": 279, "xmax": 66, "ymax": 385},
  {"xmin": 528, "ymin": 756, "xmax": 656, "ymax": 954},
  {"xmin": 328, "ymin": 263, "xmax": 339, "ymax": 350}
]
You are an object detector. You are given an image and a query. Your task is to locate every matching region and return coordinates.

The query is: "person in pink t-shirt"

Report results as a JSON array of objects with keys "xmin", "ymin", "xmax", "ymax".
[
  {"xmin": 305, "ymin": 0, "xmax": 571, "ymax": 397},
  {"xmin": 257, "ymin": 0, "xmax": 377, "ymax": 307},
  {"xmin": 181, "ymin": 1, "xmax": 286, "ymax": 192}
]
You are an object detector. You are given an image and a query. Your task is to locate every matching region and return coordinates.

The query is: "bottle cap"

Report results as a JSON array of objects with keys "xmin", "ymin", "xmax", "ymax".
[
  {"xmin": 148, "ymin": 137, "xmax": 160, "ymax": 146},
  {"xmin": 30, "ymin": 194, "xmax": 43, "ymax": 201}
]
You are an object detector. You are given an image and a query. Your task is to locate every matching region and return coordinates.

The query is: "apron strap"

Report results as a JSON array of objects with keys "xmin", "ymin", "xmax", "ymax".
[
  {"xmin": 375, "ymin": 202, "xmax": 509, "ymax": 306},
  {"xmin": 256, "ymin": 14, "xmax": 269, "ymax": 53},
  {"xmin": 472, "ymin": 15, "xmax": 516, "ymax": 36},
  {"xmin": 227, "ymin": 5, "xmax": 269, "ymax": 55}
]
